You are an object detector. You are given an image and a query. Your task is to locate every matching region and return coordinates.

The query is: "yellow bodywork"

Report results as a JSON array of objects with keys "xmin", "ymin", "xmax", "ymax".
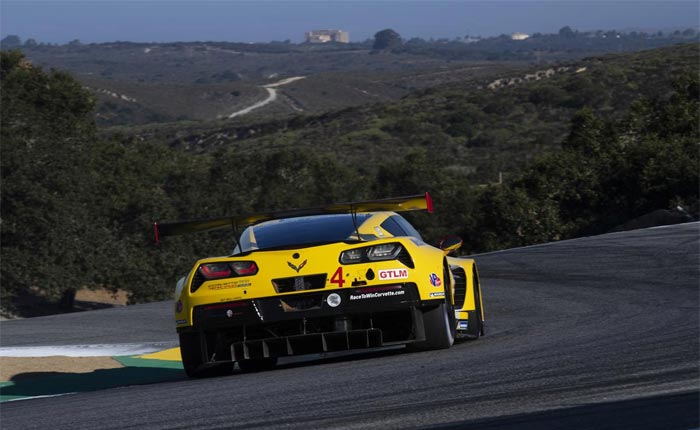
[
  {"xmin": 449, "ymin": 256, "xmax": 485, "ymax": 324},
  {"xmin": 174, "ymin": 211, "xmax": 483, "ymax": 331},
  {"xmin": 161, "ymin": 194, "xmax": 485, "ymax": 376}
]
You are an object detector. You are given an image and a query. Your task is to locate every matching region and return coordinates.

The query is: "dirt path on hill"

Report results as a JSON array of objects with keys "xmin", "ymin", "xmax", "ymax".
[{"xmin": 228, "ymin": 76, "xmax": 305, "ymax": 118}]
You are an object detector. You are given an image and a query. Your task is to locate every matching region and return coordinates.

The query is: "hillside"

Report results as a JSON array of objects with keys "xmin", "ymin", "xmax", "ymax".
[
  {"xmin": 18, "ymin": 41, "xmax": 497, "ymax": 126},
  {"xmin": 11, "ymin": 30, "xmax": 697, "ymax": 127},
  {"xmin": 1, "ymin": 43, "xmax": 697, "ymax": 316},
  {"xmin": 134, "ymin": 44, "xmax": 699, "ymax": 185}
]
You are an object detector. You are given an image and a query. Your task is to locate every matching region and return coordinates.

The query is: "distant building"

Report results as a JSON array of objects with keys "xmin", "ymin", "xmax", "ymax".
[
  {"xmin": 511, "ymin": 32, "xmax": 530, "ymax": 41},
  {"xmin": 305, "ymin": 29, "xmax": 349, "ymax": 44},
  {"xmin": 462, "ymin": 36, "xmax": 481, "ymax": 44}
]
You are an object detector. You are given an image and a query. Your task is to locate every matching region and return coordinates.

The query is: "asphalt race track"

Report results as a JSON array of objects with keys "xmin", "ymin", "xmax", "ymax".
[{"xmin": 1, "ymin": 223, "xmax": 698, "ymax": 429}]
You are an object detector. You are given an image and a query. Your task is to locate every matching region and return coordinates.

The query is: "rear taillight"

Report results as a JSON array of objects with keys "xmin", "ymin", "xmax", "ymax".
[
  {"xmin": 367, "ymin": 243, "xmax": 401, "ymax": 260},
  {"xmin": 191, "ymin": 261, "xmax": 258, "ymax": 293},
  {"xmin": 339, "ymin": 243, "xmax": 403, "ymax": 264},
  {"xmin": 231, "ymin": 261, "xmax": 257, "ymax": 276},
  {"xmin": 199, "ymin": 263, "xmax": 233, "ymax": 279}
]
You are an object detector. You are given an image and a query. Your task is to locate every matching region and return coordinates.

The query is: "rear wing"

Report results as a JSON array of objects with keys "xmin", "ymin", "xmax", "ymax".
[{"xmin": 154, "ymin": 192, "xmax": 433, "ymax": 242}]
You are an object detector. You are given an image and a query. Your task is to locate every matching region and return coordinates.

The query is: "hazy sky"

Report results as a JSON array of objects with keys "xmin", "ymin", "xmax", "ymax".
[{"xmin": 1, "ymin": 1, "xmax": 698, "ymax": 44}]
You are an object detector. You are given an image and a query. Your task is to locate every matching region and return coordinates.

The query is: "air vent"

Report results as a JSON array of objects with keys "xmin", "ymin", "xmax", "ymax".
[
  {"xmin": 397, "ymin": 248, "xmax": 414, "ymax": 268},
  {"xmin": 452, "ymin": 267, "xmax": 467, "ymax": 308},
  {"xmin": 280, "ymin": 294, "xmax": 323, "ymax": 312},
  {"xmin": 191, "ymin": 271, "xmax": 206, "ymax": 292},
  {"xmin": 272, "ymin": 274, "xmax": 327, "ymax": 293}
]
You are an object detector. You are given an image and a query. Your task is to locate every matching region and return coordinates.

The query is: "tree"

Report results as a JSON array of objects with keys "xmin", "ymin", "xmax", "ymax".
[
  {"xmin": 374, "ymin": 149, "xmax": 475, "ymax": 244},
  {"xmin": 558, "ymin": 26, "xmax": 576, "ymax": 39},
  {"xmin": 1, "ymin": 51, "xmax": 100, "ymax": 311},
  {"xmin": 1, "ymin": 35, "xmax": 21, "ymax": 49},
  {"xmin": 563, "ymin": 107, "xmax": 607, "ymax": 155},
  {"xmin": 0, "ymin": 53, "xmax": 214, "ymax": 312},
  {"xmin": 468, "ymin": 185, "xmax": 562, "ymax": 251},
  {"xmin": 373, "ymin": 29, "xmax": 402, "ymax": 50},
  {"xmin": 495, "ymin": 70, "xmax": 698, "ymax": 239}
]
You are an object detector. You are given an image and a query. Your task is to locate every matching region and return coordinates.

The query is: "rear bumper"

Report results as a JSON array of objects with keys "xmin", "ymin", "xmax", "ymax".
[
  {"xmin": 188, "ymin": 283, "xmax": 421, "ymax": 330},
  {"xmin": 179, "ymin": 283, "xmax": 439, "ymax": 360}
]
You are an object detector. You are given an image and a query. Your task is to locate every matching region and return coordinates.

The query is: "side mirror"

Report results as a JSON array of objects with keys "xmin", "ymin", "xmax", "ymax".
[{"xmin": 439, "ymin": 235, "xmax": 463, "ymax": 255}]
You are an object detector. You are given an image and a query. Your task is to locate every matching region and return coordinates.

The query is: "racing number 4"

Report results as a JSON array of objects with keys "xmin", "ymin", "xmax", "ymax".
[{"xmin": 330, "ymin": 267, "xmax": 345, "ymax": 287}]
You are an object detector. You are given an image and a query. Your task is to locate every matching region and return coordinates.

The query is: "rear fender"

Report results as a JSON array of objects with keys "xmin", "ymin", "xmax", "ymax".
[{"xmin": 448, "ymin": 257, "xmax": 484, "ymax": 322}]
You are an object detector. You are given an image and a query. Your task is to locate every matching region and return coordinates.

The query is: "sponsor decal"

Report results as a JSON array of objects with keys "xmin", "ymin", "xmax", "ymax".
[
  {"xmin": 175, "ymin": 300, "xmax": 183, "ymax": 313},
  {"xmin": 349, "ymin": 290, "xmax": 405, "ymax": 301},
  {"xmin": 326, "ymin": 293, "xmax": 342, "ymax": 307},
  {"xmin": 207, "ymin": 280, "xmax": 252, "ymax": 290},
  {"xmin": 176, "ymin": 319, "xmax": 187, "ymax": 325},
  {"xmin": 458, "ymin": 321, "xmax": 469, "ymax": 330},
  {"xmin": 429, "ymin": 292, "xmax": 445, "ymax": 297},
  {"xmin": 287, "ymin": 259, "xmax": 308, "ymax": 273},
  {"xmin": 378, "ymin": 268, "xmax": 409, "ymax": 280},
  {"xmin": 429, "ymin": 273, "xmax": 442, "ymax": 287}
]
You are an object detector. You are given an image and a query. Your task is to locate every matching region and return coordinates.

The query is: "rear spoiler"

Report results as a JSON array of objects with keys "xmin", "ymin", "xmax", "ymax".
[{"xmin": 154, "ymin": 192, "xmax": 433, "ymax": 242}]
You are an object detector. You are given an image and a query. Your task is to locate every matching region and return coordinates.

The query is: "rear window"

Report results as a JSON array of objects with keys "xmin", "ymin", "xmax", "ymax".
[
  {"xmin": 381, "ymin": 215, "xmax": 423, "ymax": 240},
  {"xmin": 393, "ymin": 215, "xmax": 423, "ymax": 240},
  {"xmin": 237, "ymin": 214, "xmax": 371, "ymax": 253},
  {"xmin": 380, "ymin": 216, "xmax": 407, "ymax": 237}
]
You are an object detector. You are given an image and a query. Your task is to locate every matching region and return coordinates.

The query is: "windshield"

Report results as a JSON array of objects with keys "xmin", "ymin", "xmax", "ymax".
[{"xmin": 234, "ymin": 213, "xmax": 372, "ymax": 254}]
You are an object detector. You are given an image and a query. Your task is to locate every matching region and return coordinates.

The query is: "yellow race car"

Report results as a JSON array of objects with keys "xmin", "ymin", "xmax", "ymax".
[{"xmin": 154, "ymin": 193, "xmax": 484, "ymax": 377}]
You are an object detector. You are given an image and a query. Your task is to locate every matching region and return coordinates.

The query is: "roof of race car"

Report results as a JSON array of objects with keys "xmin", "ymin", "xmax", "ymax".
[
  {"xmin": 235, "ymin": 213, "xmax": 374, "ymax": 253},
  {"xmin": 154, "ymin": 193, "xmax": 432, "ymax": 242},
  {"xmin": 234, "ymin": 211, "xmax": 423, "ymax": 254}
]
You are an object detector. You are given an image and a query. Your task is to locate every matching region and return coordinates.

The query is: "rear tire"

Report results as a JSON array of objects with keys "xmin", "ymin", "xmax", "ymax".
[
  {"xmin": 179, "ymin": 332, "xmax": 233, "ymax": 378},
  {"xmin": 410, "ymin": 268, "xmax": 456, "ymax": 351},
  {"xmin": 415, "ymin": 303, "xmax": 455, "ymax": 350},
  {"xmin": 179, "ymin": 332, "xmax": 204, "ymax": 377}
]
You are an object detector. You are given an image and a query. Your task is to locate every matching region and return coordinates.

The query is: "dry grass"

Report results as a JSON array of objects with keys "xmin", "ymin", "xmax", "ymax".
[
  {"xmin": 1, "ymin": 288, "xmax": 129, "ymax": 320},
  {"xmin": 74, "ymin": 288, "xmax": 129, "ymax": 306},
  {"xmin": 0, "ymin": 356, "xmax": 123, "ymax": 381}
]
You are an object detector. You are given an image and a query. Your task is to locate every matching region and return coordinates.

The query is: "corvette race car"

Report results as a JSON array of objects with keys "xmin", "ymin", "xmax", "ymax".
[{"xmin": 154, "ymin": 193, "xmax": 484, "ymax": 377}]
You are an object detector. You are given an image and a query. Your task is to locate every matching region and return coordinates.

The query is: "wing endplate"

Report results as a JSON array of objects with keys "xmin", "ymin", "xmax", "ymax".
[{"xmin": 154, "ymin": 192, "xmax": 433, "ymax": 241}]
